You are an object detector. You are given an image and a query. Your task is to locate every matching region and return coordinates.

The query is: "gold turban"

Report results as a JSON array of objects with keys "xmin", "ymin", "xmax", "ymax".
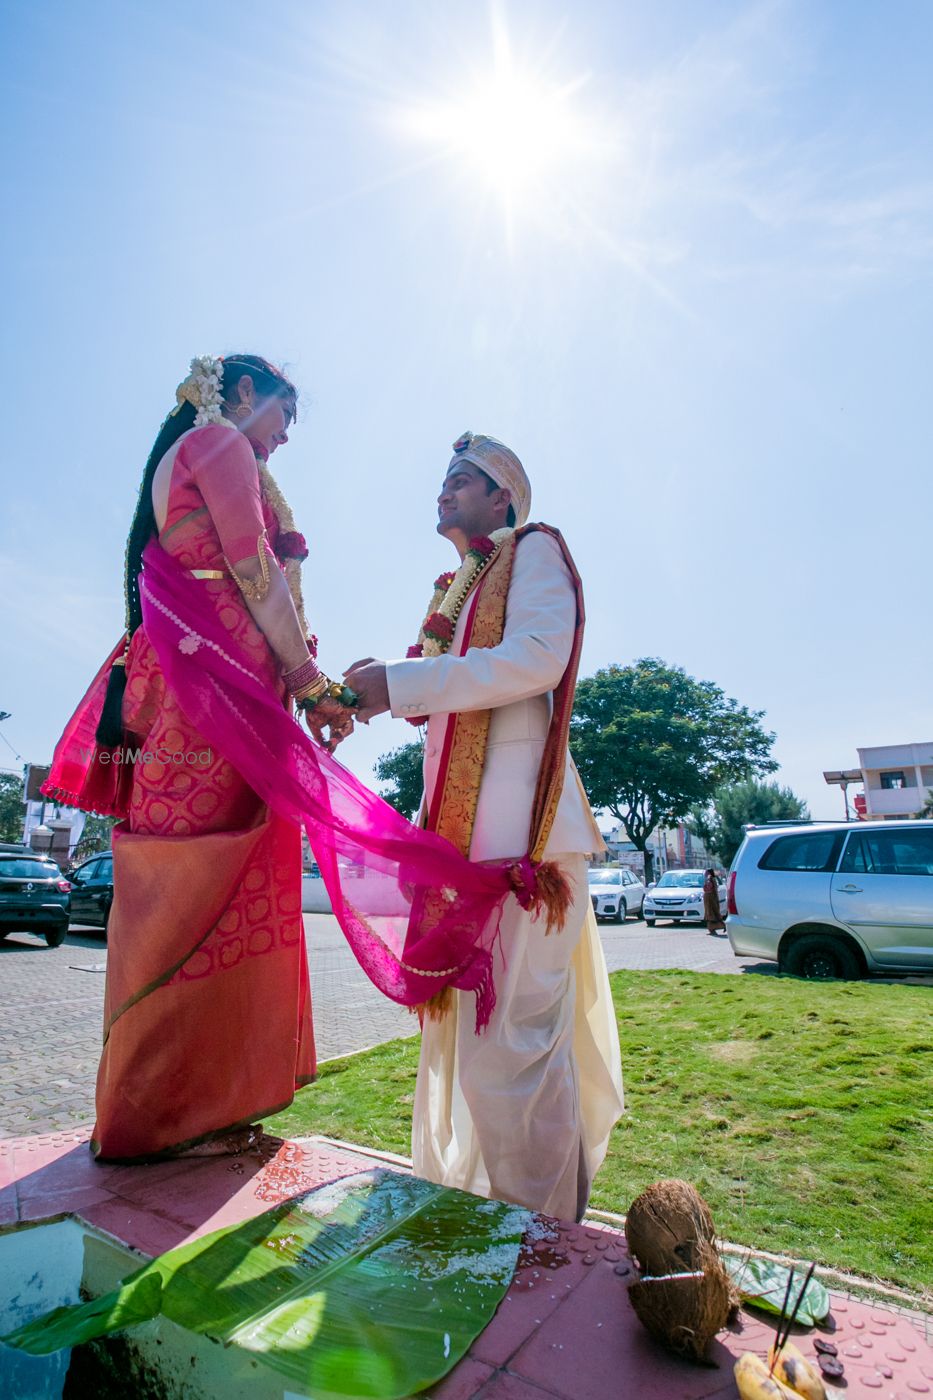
[{"xmin": 449, "ymin": 432, "xmax": 531, "ymax": 528}]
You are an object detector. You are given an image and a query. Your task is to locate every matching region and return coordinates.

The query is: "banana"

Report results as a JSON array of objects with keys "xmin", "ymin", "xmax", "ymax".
[
  {"xmin": 767, "ymin": 1340, "xmax": 827, "ymax": 1400},
  {"xmin": 734, "ymin": 1351, "xmax": 806, "ymax": 1400}
]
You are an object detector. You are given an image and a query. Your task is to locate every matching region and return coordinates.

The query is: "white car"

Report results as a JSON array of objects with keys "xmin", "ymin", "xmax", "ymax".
[
  {"xmin": 643, "ymin": 869, "xmax": 725, "ymax": 927},
  {"xmin": 587, "ymin": 867, "xmax": 646, "ymax": 922}
]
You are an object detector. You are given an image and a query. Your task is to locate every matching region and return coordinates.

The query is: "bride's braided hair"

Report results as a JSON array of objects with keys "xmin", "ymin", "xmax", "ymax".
[{"xmin": 95, "ymin": 353, "xmax": 297, "ymax": 745}]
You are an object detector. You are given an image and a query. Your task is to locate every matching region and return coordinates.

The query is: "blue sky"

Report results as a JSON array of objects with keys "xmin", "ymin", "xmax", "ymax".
[{"xmin": 2, "ymin": 0, "xmax": 931, "ymax": 820}]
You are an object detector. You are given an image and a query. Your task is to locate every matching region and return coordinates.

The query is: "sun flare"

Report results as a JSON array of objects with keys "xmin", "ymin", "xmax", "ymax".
[
  {"xmin": 408, "ymin": 68, "xmax": 591, "ymax": 197},
  {"xmin": 395, "ymin": 9, "xmax": 599, "ymax": 224}
]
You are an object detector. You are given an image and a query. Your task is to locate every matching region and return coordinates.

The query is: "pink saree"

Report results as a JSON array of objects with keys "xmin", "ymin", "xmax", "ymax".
[
  {"xmin": 45, "ymin": 431, "xmax": 531, "ymax": 1160},
  {"xmin": 51, "ymin": 431, "xmax": 317, "ymax": 1160}
]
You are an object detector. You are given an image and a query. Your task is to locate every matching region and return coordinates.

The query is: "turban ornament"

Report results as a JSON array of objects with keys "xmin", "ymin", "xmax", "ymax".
[{"xmin": 450, "ymin": 432, "xmax": 531, "ymax": 527}]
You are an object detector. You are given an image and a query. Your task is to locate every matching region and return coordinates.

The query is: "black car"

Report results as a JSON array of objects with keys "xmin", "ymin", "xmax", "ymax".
[
  {"xmin": 68, "ymin": 851, "xmax": 114, "ymax": 929},
  {"xmin": 0, "ymin": 852, "xmax": 72, "ymax": 946}
]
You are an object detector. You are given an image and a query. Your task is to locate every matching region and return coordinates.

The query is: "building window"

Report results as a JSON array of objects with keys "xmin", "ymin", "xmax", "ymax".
[{"xmin": 880, "ymin": 771, "xmax": 906, "ymax": 790}]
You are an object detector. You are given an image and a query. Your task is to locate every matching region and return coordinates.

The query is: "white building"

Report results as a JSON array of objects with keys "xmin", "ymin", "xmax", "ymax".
[
  {"xmin": 857, "ymin": 742, "xmax": 933, "ymax": 819},
  {"xmin": 598, "ymin": 825, "xmax": 645, "ymax": 874},
  {"xmin": 22, "ymin": 799, "xmax": 86, "ymax": 860},
  {"xmin": 599, "ymin": 821, "xmax": 713, "ymax": 876}
]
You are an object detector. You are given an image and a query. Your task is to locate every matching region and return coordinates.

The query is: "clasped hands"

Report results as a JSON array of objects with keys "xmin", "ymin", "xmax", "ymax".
[
  {"xmin": 301, "ymin": 694, "xmax": 356, "ymax": 753},
  {"xmin": 300, "ymin": 659, "xmax": 390, "ymax": 752},
  {"xmin": 342, "ymin": 659, "xmax": 390, "ymax": 723}
]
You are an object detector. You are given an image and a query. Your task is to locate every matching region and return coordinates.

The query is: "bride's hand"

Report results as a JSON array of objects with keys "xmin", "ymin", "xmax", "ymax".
[{"xmin": 304, "ymin": 696, "xmax": 355, "ymax": 753}]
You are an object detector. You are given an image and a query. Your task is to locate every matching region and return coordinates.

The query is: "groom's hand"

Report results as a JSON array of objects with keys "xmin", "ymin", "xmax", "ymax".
[{"xmin": 343, "ymin": 659, "xmax": 390, "ymax": 723}]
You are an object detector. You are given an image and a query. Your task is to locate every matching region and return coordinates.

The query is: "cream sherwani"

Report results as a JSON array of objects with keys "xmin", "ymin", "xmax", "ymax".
[{"xmin": 386, "ymin": 530, "xmax": 624, "ymax": 1220}]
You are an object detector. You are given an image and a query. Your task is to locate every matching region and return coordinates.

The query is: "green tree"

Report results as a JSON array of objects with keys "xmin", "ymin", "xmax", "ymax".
[
  {"xmin": 72, "ymin": 813, "xmax": 117, "ymax": 863},
  {"xmin": 917, "ymin": 789, "xmax": 933, "ymax": 819},
  {"xmin": 689, "ymin": 779, "xmax": 809, "ymax": 867},
  {"xmin": 0, "ymin": 771, "xmax": 25, "ymax": 843},
  {"xmin": 570, "ymin": 659, "xmax": 777, "ymax": 860},
  {"xmin": 374, "ymin": 741, "xmax": 424, "ymax": 820}
]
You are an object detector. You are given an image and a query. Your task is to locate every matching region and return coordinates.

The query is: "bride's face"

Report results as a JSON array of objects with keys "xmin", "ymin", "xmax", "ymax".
[
  {"xmin": 226, "ymin": 374, "xmax": 296, "ymax": 456},
  {"xmin": 246, "ymin": 394, "xmax": 294, "ymax": 457}
]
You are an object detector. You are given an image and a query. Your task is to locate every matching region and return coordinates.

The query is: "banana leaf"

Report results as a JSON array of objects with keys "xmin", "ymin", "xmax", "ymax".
[
  {"xmin": 725, "ymin": 1254, "xmax": 830, "ymax": 1327},
  {"xmin": 2, "ymin": 1169, "xmax": 529, "ymax": 1399}
]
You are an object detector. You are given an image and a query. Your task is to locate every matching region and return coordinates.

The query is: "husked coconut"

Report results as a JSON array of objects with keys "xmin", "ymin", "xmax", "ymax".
[
  {"xmin": 624, "ymin": 1180, "xmax": 737, "ymax": 1364},
  {"xmin": 625, "ymin": 1178, "xmax": 717, "ymax": 1274}
]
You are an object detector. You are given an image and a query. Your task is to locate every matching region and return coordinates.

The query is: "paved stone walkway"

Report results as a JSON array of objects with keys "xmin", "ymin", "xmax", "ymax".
[
  {"xmin": 597, "ymin": 919, "xmax": 771, "ymax": 977},
  {"xmin": 3, "ymin": 1128, "xmax": 931, "ymax": 1395},
  {"xmin": 0, "ymin": 915, "xmax": 771, "ymax": 1139}
]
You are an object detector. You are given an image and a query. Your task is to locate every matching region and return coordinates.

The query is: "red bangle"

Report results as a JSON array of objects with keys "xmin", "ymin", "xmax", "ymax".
[{"xmin": 283, "ymin": 656, "xmax": 322, "ymax": 695}]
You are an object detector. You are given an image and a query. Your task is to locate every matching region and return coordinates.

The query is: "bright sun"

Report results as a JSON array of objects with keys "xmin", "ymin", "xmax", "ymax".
[
  {"xmin": 414, "ymin": 70, "xmax": 590, "ymax": 196},
  {"xmin": 396, "ymin": 19, "xmax": 597, "ymax": 218}
]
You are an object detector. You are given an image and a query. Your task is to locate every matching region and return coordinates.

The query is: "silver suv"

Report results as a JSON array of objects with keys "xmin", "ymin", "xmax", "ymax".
[{"xmin": 726, "ymin": 820, "xmax": 933, "ymax": 979}]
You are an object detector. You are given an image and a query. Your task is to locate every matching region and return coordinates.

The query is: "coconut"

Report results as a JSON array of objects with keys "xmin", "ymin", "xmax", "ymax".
[
  {"xmin": 627, "ymin": 1242, "xmax": 733, "ymax": 1363},
  {"xmin": 624, "ymin": 1180, "xmax": 738, "ymax": 1363},
  {"xmin": 624, "ymin": 1178, "xmax": 717, "ymax": 1275}
]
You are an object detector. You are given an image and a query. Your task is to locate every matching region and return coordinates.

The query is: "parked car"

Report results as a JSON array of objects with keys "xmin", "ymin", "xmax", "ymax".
[
  {"xmin": 588, "ymin": 867, "xmax": 646, "ymax": 921},
  {"xmin": 0, "ymin": 852, "xmax": 71, "ymax": 946},
  {"xmin": 643, "ymin": 869, "xmax": 726, "ymax": 927},
  {"xmin": 726, "ymin": 820, "xmax": 933, "ymax": 979},
  {"xmin": 68, "ymin": 851, "xmax": 114, "ymax": 929}
]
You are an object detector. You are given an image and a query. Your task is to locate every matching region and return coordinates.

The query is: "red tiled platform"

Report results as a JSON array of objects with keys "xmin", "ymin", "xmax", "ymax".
[{"xmin": 2, "ymin": 1128, "xmax": 931, "ymax": 1399}]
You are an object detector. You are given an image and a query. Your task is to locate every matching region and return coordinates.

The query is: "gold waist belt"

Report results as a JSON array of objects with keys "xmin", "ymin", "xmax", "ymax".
[{"xmin": 189, "ymin": 569, "xmax": 227, "ymax": 580}]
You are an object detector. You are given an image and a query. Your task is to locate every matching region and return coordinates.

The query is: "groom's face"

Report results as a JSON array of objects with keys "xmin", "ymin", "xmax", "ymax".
[{"xmin": 437, "ymin": 460, "xmax": 507, "ymax": 545}]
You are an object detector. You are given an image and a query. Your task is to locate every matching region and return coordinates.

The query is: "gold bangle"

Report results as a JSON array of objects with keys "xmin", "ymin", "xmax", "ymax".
[
  {"xmin": 295, "ymin": 681, "xmax": 358, "ymax": 714},
  {"xmin": 293, "ymin": 675, "xmax": 330, "ymax": 704},
  {"xmin": 223, "ymin": 534, "xmax": 271, "ymax": 603}
]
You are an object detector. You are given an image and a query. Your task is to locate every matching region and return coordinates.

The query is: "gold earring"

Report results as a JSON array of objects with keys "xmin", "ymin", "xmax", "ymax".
[{"xmin": 234, "ymin": 403, "xmax": 251, "ymax": 419}]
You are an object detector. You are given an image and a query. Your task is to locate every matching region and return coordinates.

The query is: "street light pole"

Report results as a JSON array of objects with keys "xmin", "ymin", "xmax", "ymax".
[{"xmin": 823, "ymin": 769, "xmax": 862, "ymax": 822}]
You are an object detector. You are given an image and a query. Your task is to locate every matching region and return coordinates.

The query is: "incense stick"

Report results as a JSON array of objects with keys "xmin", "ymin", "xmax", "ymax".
[
  {"xmin": 772, "ymin": 1261, "xmax": 817, "ymax": 1371},
  {"xmin": 780, "ymin": 1262, "xmax": 816, "ymax": 1349},
  {"xmin": 768, "ymin": 1266, "xmax": 797, "ymax": 1377}
]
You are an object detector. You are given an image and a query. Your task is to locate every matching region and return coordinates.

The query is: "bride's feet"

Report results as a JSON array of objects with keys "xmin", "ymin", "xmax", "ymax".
[{"xmin": 169, "ymin": 1123, "xmax": 263, "ymax": 1159}]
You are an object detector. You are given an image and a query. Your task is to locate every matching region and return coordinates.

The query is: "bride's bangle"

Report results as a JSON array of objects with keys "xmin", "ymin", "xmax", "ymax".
[
  {"xmin": 284, "ymin": 656, "xmax": 323, "ymax": 695},
  {"xmin": 293, "ymin": 676, "xmax": 329, "ymax": 706},
  {"xmin": 295, "ymin": 681, "xmax": 359, "ymax": 713}
]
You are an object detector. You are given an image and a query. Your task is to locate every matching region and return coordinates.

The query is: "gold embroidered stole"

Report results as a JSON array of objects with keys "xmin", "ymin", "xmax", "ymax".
[
  {"xmin": 425, "ymin": 524, "xmax": 585, "ymax": 866},
  {"xmin": 426, "ymin": 534, "xmax": 517, "ymax": 856}
]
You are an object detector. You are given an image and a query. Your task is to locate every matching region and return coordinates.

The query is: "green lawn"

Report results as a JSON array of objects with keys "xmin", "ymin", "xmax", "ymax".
[{"xmin": 267, "ymin": 970, "xmax": 933, "ymax": 1295}]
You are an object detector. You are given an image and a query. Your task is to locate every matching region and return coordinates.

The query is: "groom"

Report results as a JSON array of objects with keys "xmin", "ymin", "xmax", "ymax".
[{"xmin": 345, "ymin": 433, "xmax": 622, "ymax": 1222}]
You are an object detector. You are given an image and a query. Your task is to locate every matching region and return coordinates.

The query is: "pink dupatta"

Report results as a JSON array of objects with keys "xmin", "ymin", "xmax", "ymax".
[{"xmin": 47, "ymin": 539, "xmax": 527, "ymax": 1029}]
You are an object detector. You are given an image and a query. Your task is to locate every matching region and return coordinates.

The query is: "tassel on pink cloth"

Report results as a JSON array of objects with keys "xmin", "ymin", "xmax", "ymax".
[{"xmin": 509, "ymin": 856, "xmax": 574, "ymax": 935}]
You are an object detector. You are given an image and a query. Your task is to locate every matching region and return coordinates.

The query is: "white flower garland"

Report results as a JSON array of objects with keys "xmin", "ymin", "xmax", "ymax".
[
  {"xmin": 419, "ymin": 526, "xmax": 514, "ymax": 656},
  {"xmin": 175, "ymin": 355, "xmax": 226, "ymax": 427},
  {"xmin": 256, "ymin": 460, "xmax": 311, "ymax": 639}
]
